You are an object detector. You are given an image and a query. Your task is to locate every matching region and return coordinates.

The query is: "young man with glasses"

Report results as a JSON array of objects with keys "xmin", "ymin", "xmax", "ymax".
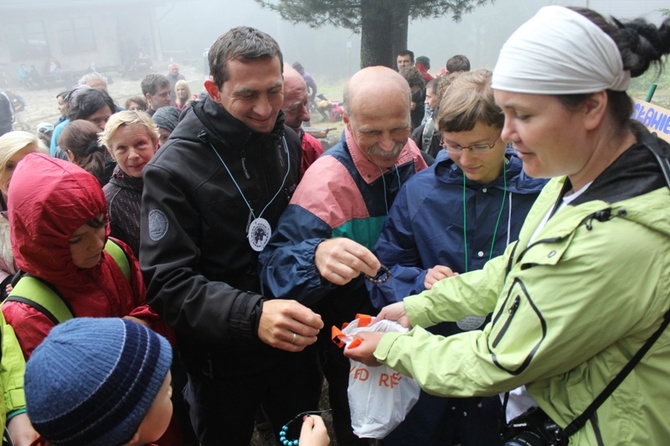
[{"xmin": 366, "ymin": 69, "xmax": 546, "ymax": 446}]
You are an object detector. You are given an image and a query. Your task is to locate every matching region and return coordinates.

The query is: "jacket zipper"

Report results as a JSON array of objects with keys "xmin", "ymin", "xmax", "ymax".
[
  {"xmin": 492, "ymin": 295, "xmax": 520, "ymax": 348},
  {"xmin": 241, "ymin": 150, "xmax": 251, "ymax": 180}
]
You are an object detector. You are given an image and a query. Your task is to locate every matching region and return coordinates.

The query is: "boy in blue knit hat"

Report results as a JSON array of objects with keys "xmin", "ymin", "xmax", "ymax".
[{"xmin": 24, "ymin": 318, "xmax": 173, "ymax": 446}]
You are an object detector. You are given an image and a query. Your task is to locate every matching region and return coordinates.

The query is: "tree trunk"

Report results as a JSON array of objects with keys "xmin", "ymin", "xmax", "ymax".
[
  {"xmin": 390, "ymin": 2, "xmax": 409, "ymax": 66},
  {"xmin": 360, "ymin": 0, "xmax": 394, "ymax": 68}
]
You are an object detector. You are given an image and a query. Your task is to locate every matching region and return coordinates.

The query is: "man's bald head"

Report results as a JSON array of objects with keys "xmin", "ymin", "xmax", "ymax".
[
  {"xmin": 342, "ymin": 66, "xmax": 412, "ymax": 169},
  {"xmin": 342, "ymin": 66, "xmax": 411, "ymax": 119},
  {"xmin": 282, "ymin": 65, "xmax": 310, "ymax": 133},
  {"xmin": 283, "ymin": 65, "xmax": 307, "ymax": 92}
]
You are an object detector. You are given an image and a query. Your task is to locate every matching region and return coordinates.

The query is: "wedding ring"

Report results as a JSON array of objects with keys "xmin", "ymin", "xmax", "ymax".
[{"xmin": 291, "ymin": 332, "xmax": 297, "ymax": 344}]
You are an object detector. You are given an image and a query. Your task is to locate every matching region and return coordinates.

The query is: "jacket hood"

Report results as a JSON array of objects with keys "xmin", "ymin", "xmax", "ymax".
[
  {"xmin": 567, "ymin": 122, "xmax": 670, "ymax": 238},
  {"xmin": 8, "ymin": 153, "xmax": 108, "ymax": 283},
  {"xmin": 433, "ymin": 148, "xmax": 546, "ymax": 195}
]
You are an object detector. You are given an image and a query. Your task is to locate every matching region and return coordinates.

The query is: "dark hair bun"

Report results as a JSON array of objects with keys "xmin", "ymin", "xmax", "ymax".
[{"xmin": 614, "ymin": 16, "xmax": 670, "ymax": 77}]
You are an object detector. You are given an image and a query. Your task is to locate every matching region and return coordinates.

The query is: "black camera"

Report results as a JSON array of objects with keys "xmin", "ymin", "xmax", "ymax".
[{"xmin": 502, "ymin": 406, "xmax": 567, "ymax": 446}]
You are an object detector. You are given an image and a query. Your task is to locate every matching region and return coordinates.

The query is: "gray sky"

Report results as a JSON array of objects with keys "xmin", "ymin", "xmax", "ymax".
[{"xmin": 156, "ymin": 0, "xmax": 667, "ymax": 81}]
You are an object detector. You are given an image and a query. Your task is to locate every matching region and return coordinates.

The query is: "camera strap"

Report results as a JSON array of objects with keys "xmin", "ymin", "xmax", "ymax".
[{"xmin": 562, "ymin": 304, "xmax": 670, "ymax": 438}]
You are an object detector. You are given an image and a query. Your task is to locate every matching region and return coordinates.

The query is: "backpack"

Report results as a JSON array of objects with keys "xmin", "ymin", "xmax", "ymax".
[{"xmin": 3, "ymin": 239, "xmax": 131, "ymax": 324}]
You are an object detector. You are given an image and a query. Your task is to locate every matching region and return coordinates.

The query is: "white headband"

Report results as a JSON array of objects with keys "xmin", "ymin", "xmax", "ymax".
[{"xmin": 492, "ymin": 6, "xmax": 630, "ymax": 94}]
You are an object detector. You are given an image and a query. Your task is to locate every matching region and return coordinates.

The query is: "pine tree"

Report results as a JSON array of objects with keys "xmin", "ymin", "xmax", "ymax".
[{"xmin": 255, "ymin": 0, "xmax": 493, "ymax": 68}]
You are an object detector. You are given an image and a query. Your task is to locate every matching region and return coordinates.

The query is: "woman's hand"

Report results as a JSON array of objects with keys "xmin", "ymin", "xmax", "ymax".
[
  {"xmin": 376, "ymin": 301, "xmax": 411, "ymax": 329},
  {"xmin": 343, "ymin": 332, "xmax": 385, "ymax": 366}
]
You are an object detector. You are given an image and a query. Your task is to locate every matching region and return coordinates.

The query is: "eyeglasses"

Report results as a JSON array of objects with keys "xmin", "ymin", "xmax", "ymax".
[{"xmin": 440, "ymin": 135, "xmax": 501, "ymax": 154}]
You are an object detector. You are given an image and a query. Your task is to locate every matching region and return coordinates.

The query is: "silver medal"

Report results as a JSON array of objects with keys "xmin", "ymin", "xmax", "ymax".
[{"xmin": 248, "ymin": 217, "xmax": 272, "ymax": 252}]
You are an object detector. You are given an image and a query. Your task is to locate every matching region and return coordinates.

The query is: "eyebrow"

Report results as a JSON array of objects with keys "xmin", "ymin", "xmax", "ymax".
[
  {"xmin": 500, "ymin": 101, "xmax": 527, "ymax": 111},
  {"xmin": 443, "ymin": 137, "xmax": 490, "ymax": 145},
  {"xmin": 234, "ymin": 81, "xmax": 283, "ymax": 95}
]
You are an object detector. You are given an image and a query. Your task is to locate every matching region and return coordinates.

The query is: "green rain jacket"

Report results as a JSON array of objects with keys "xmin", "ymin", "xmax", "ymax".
[
  {"xmin": 0, "ymin": 311, "xmax": 26, "ymax": 431},
  {"xmin": 375, "ymin": 125, "xmax": 670, "ymax": 445}
]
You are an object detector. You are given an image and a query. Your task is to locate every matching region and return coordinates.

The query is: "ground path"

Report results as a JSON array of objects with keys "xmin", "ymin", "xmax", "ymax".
[{"xmin": 14, "ymin": 65, "xmax": 204, "ymax": 131}]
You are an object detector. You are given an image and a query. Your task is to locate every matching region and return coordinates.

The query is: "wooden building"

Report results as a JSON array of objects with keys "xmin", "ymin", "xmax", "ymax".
[{"xmin": 0, "ymin": 0, "xmax": 169, "ymax": 87}]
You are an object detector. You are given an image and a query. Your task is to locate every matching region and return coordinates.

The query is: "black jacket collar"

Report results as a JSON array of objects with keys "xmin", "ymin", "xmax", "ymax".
[
  {"xmin": 566, "ymin": 122, "xmax": 670, "ymax": 206},
  {"xmin": 190, "ymin": 96, "xmax": 286, "ymax": 153}
]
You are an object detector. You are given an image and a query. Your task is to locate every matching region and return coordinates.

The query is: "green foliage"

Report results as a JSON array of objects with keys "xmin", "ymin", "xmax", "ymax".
[
  {"xmin": 255, "ymin": 0, "xmax": 360, "ymax": 30},
  {"xmin": 255, "ymin": 0, "xmax": 493, "ymax": 68},
  {"xmin": 659, "ymin": 8, "xmax": 670, "ymax": 18},
  {"xmin": 254, "ymin": 0, "xmax": 491, "ymax": 32}
]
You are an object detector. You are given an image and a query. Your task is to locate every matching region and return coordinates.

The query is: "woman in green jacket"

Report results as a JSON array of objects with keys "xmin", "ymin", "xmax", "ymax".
[{"xmin": 346, "ymin": 6, "xmax": 670, "ymax": 445}]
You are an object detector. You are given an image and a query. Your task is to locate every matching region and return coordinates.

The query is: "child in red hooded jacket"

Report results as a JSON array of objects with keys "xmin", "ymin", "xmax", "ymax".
[
  {"xmin": 1, "ymin": 153, "xmax": 170, "ymax": 359},
  {"xmin": 1, "ymin": 153, "xmax": 181, "ymax": 445}
]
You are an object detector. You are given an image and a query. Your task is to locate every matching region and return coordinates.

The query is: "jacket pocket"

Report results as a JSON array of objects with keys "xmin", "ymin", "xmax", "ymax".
[{"xmin": 488, "ymin": 277, "xmax": 547, "ymax": 375}]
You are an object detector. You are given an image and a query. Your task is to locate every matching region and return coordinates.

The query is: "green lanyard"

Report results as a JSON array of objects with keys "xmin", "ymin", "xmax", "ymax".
[{"xmin": 462, "ymin": 162, "xmax": 507, "ymax": 273}]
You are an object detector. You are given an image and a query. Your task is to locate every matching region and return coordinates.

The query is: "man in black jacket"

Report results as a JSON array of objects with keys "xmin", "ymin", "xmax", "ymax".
[{"xmin": 140, "ymin": 26, "xmax": 323, "ymax": 445}]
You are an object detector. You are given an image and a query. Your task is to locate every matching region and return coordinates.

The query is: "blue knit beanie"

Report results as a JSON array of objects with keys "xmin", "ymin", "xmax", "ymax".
[{"xmin": 25, "ymin": 318, "xmax": 172, "ymax": 446}]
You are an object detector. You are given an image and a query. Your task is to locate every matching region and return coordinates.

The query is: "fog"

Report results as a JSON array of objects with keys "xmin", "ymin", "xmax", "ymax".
[{"xmin": 156, "ymin": 0, "xmax": 667, "ymax": 83}]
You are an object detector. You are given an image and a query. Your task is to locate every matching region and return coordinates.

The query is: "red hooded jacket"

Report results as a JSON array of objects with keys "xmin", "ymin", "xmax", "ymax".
[{"xmin": 2, "ymin": 153, "xmax": 167, "ymax": 359}]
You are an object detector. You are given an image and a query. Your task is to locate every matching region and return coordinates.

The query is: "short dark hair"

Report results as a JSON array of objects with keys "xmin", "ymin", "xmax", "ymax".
[
  {"xmin": 416, "ymin": 56, "xmax": 430, "ymax": 68},
  {"xmin": 67, "ymin": 88, "xmax": 116, "ymax": 121},
  {"xmin": 141, "ymin": 74, "xmax": 170, "ymax": 96},
  {"xmin": 446, "ymin": 55, "xmax": 471, "ymax": 73},
  {"xmin": 397, "ymin": 50, "xmax": 415, "ymax": 62},
  {"xmin": 398, "ymin": 66, "xmax": 425, "ymax": 89},
  {"xmin": 124, "ymin": 96, "xmax": 147, "ymax": 111},
  {"xmin": 208, "ymin": 26, "xmax": 283, "ymax": 89},
  {"xmin": 56, "ymin": 90, "xmax": 69, "ymax": 100},
  {"xmin": 426, "ymin": 78, "xmax": 437, "ymax": 95}
]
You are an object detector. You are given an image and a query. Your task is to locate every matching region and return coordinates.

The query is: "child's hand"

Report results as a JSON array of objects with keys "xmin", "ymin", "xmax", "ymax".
[
  {"xmin": 122, "ymin": 315, "xmax": 149, "ymax": 327},
  {"xmin": 299, "ymin": 415, "xmax": 330, "ymax": 446},
  {"xmin": 6, "ymin": 413, "xmax": 41, "ymax": 446}
]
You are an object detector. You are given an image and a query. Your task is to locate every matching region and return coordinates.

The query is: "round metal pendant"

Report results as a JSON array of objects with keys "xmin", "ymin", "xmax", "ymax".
[{"xmin": 248, "ymin": 217, "xmax": 272, "ymax": 252}]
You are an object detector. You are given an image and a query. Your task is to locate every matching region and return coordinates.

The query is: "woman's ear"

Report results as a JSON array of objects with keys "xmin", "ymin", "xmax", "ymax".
[
  {"xmin": 583, "ymin": 91, "xmax": 608, "ymax": 131},
  {"xmin": 66, "ymin": 149, "xmax": 75, "ymax": 162}
]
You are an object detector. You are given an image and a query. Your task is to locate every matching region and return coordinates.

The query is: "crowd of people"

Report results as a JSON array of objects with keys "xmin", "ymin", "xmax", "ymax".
[{"xmin": 0, "ymin": 5, "xmax": 667, "ymax": 446}]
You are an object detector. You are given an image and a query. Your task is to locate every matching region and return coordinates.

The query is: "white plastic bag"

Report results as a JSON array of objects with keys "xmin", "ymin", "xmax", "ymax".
[{"xmin": 334, "ymin": 316, "xmax": 420, "ymax": 439}]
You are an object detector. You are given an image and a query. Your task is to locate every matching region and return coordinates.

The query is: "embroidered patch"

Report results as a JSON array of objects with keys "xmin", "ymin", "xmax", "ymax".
[
  {"xmin": 456, "ymin": 315, "xmax": 486, "ymax": 331},
  {"xmin": 148, "ymin": 209, "xmax": 169, "ymax": 241}
]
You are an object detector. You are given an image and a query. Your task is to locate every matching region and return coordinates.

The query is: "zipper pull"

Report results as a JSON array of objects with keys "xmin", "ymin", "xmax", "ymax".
[
  {"xmin": 277, "ymin": 144, "xmax": 285, "ymax": 167},
  {"xmin": 509, "ymin": 296, "xmax": 520, "ymax": 314},
  {"xmin": 241, "ymin": 156, "xmax": 251, "ymax": 180}
]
